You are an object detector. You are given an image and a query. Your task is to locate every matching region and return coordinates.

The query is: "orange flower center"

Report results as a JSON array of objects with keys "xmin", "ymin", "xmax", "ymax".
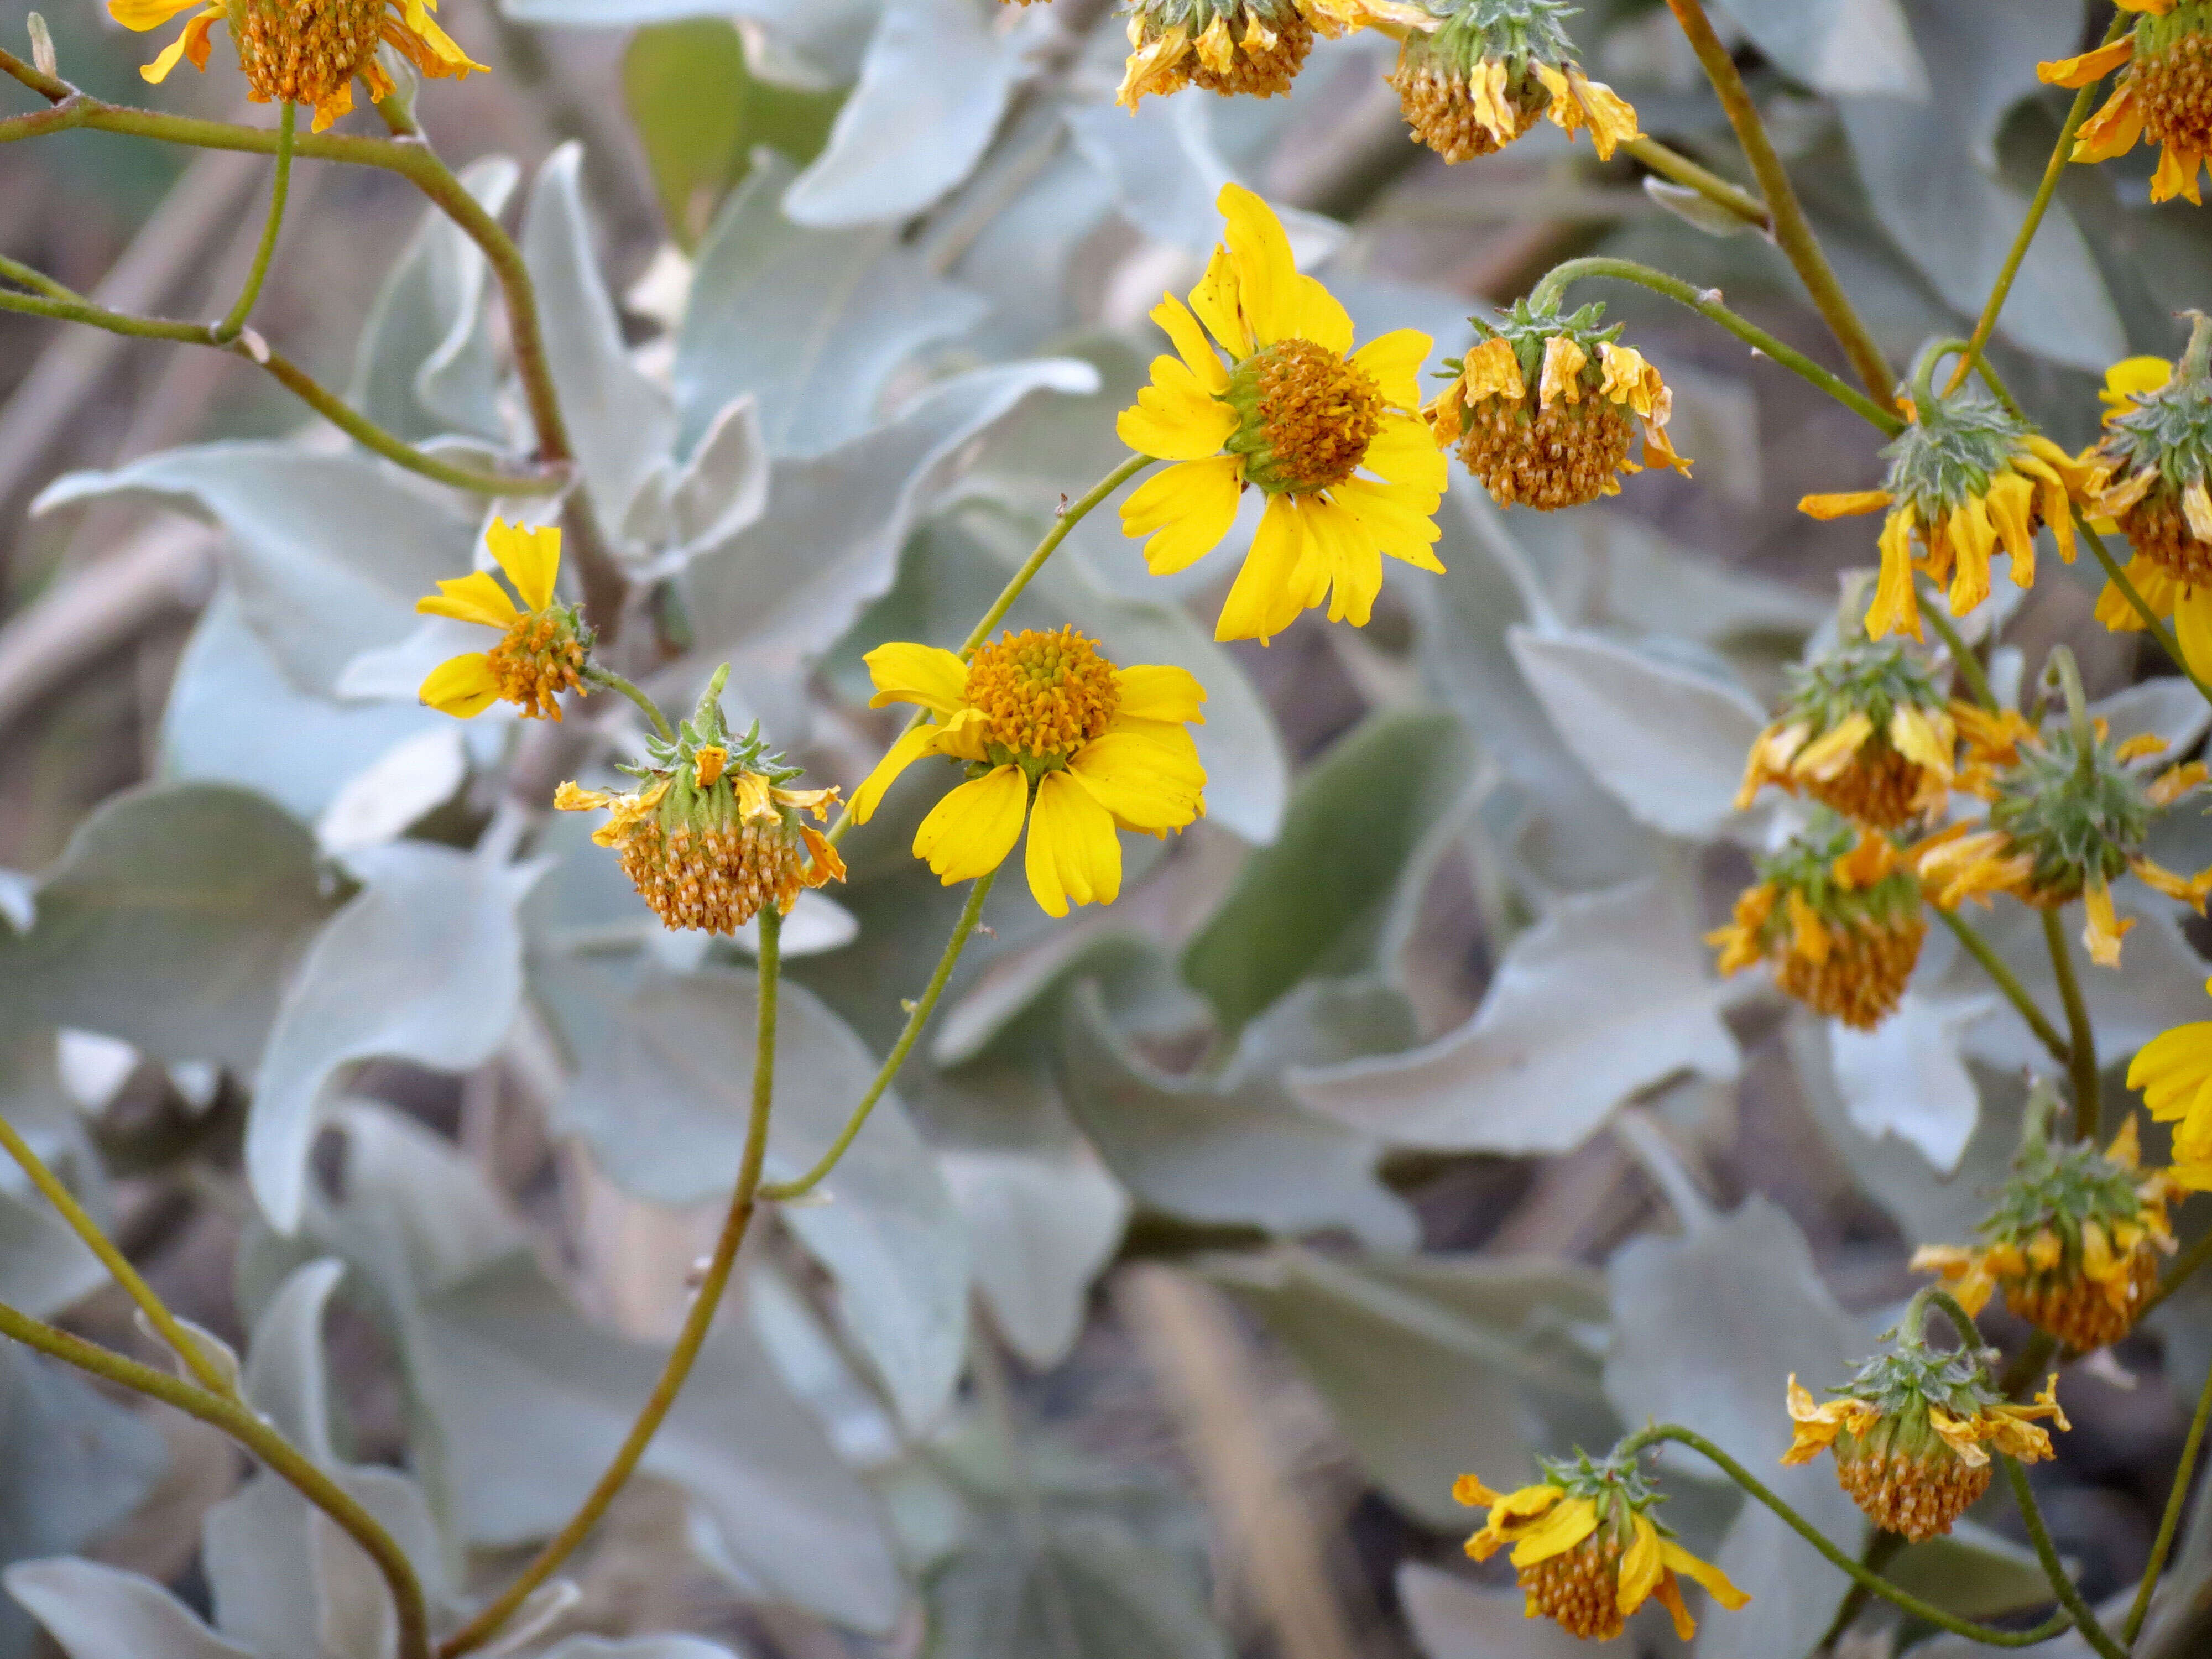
[
  {"xmin": 485, "ymin": 611, "xmax": 587, "ymax": 722},
  {"xmin": 233, "ymin": 0, "xmax": 387, "ymax": 106},
  {"xmin": 964, "ymin": 627, "xmax": 1121, "ymax": 760},
  {"xmin": 1229, "ymin": 338, "xmax": 1384, "ymax": 495}
]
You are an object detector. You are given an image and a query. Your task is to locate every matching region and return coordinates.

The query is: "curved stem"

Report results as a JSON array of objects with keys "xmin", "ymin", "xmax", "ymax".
[
  {"xmin": 1918, "ymin": 588, "xmax": 2000, "ymax": 710},
  {"xmin": 0, "ymin": 1300, "xmax": 430, "ymax": 1659},
  {"xmin": 1527, "ymin": 257, "xmax": 1903, "ymax": 434},
  {"xmin": 2079, "ymin": 515, "xmax": 2212, "ymax": 708},
  {"xmin": 213, "ymin": 101, "xmax": 293, "ymax": 343},
  {"xmin": 761, "ymin": 869, "xmax": 997, "ymax": 1203},
  {"xmin": 1944, "ymin": 15, "xmax": 2127, "ymax": 395},
  {"xmin": 1938, "ymin": 910, "xmax": 2070, "ymax": 1066},
  {"xmin": 0, "ymin": 1117, "xmax": 233, "ymax": 1395},
  {"xmin": 824, "ymin": 455, "xmax": 1152, "ymax": 849},
  {"xmin": 583, "ymin": 668, "xmax": 676, "ymax": 745},
  {"xmin": 2004, "ymin": 1454, "xmax": 2129, "ymax": 1659},
  {"xmin": 2041, "ymin": 906, "xmax": 2100, "ymax": 1142},
  {"xmin": 1621, "ymin": 135, "xmax": 1772, "ymax": 231},
  {"xmin": 1612, "ymin": 1425, "xmax": 2070, "ymax": 1645},
  {"xmin": 439, "ymin": 906, "xmax": 784, "ymax": 1659},
  {"xmin": 2046, "ymin": 643, "xmax": 2096, "ymax": 784},
  {"xmin": 1809, "ymin": 1532, "xmax": 1905, "ymax": 1655},
  {"xmin": 0, "ymin": 251, "xmax": 81, "ymax": 301},
  {"xmin": 0, "ymin": 42, "xmax": 69, "ymax": 101},
  {"xmin": 2126, "ymin": 1349, "xmax": 2212, "ymax": 1642},
  {"xmin": 1657, "ymin": 0, "xmax": 1896, "ymax": 403}
]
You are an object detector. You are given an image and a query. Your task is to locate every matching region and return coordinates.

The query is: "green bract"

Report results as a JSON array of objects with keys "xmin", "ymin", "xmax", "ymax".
[{"xmin": 1987, "ymin": 723, "xmax": 2158, "ymax": 896}]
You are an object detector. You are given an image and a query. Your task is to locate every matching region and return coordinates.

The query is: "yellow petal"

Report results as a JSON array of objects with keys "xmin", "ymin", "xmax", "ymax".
[
  {"xmin": 2103, "ymin": 355, "xmax": 2173, "ymax": 414},
  {"xmin": 1333, "ymin": 473, "xmax": 1444, "ymax": 568},
  {"xmin": 108, "ymin": 0, "xmax": 202, "ymax": 27},
  {"xmin": 2176, "ymin": 587, "xmax": 2212, "ymax": 690},
  {"xmin": 1801, "ymin": 489, "xmax": 1894, "ymax": 520},
  {"xmin": 485, "ymin": 518, "xmax": 561, "ymax": 613},
  {"xmin": 1069, "ymin": 734, "xmax": 1204, "ymax": 832},
  {"xmin": 1024, "ymin": 769, "xmax": 1123, "ymax": 917},
  {"xmin": 1121, "ymin": 455, "xmax": 1243, "ymax": 577},
  {"xmin": 1293, "ymin": 276, "xmax": 1355, "ymax": 358},
  {"xmin": 1215, "ymin": 494, "xmax": 1314, "ymax": 644},
  {"xmin": 914, "ymin": 765, "xmax": 1029, "ymax": 885},
  {"xmin": 849, "ymin": 725, "xmax": 942, "ymax": 824},
  {"xmin": 2075, "ymin": 86, "xmax": 2146, "ymax": 164},
  {"xmin": 1113, "ymin": 662, "xmax": 1207, "ymax": 725},
  {"xmin": 864, "ymin": 641, "xmax": 970, "ymax": 717},
  {"xmin": 1116, "ymin": 358, "xmax": 1240, "ymax": 460},
  {"xmin": 418, "ymin": 569, "xmax": 520, "ymax": 628},
  {"xmin": 1347, "ymin": 328, "xmax": 1432, "ymax": 411},
  {"xmin": 419, "ymin": 653, "xmax": 500, "ymax": 718},
  {"xmin": 1506, "ymin": 1496, "xmax": 1599, "ymax": 1567},
  {"xmin": 1150, "ymin": 294, "xmax": 1230, "ymax": 394},
  {"xmin": 1790, "ymin": 712, "xmax": 1874, "ymax": 781},
  {"xmin": 1188, "ymin": 243, "xmax": 1252, "ymax": 361},
  {"xmin": 2039, "ymin": 36, "xmax": 2136, "ymax": 87},
  {"xmin": 1660, "ymin": 1540, "xmax": 1752, "ymax": 1610},
  {"xmin": 1616, "ymin": 1514, "xmax": 1666, "ymax": 1611},
  {"xmin": 1538, "ymin": 334, "xmax": 1587, "ymax": 408},
  {"xmin": 1217, "ymin": 182, "xmax": 1301, "ymax": 348},
  {"xmin": 1359, "ymin": 413, "xmax": 1449, "ymax": 495},
  {"xmin": 2083, "ymin": 878, "xmax": 2135, "ymax": 968}
]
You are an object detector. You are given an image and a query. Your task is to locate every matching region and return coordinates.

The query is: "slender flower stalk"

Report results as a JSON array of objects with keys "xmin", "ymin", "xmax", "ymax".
[{"xmin": 212, "ymin": 98, "xmax": 293, "ymax": 343}]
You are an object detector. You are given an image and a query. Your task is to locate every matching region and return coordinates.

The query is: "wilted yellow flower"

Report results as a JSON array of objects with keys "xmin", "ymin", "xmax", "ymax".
[
  {"xmin": 2042, "ymin": 0, "xmax": 2212, "ymax": 205},
  {"xmin": 1736, "ymin": 637, "xmax": 1958, "ymax": 830},
  {"xmin": 1423, "ymin": 298, "xmax": 1688, "ymax": 510},
  {"xmin": 1456, "ymin": 1453, "xmax": 1747, "ymax": 1641},
  {"xmin": 1117, "ymin": 0, "xmax": 1424, "ymax": 106},
  {"xmin": 849, "ymin": 630, "xmax": 1206, "ymax": 917},
  {"xmin": 415, "ymin": 520, "xmax": 591, "ymax": 722},
  {"xmin": 1117, "ymin": 184, "xmax": 1446, "ymax": 643},
  {"xmin": 111, "ymin": 0, "xmax": 484, "ymax": 131},
  {"xmin": 1388, "ymin": 0, "xmax": 1639, "ymax": 163}
]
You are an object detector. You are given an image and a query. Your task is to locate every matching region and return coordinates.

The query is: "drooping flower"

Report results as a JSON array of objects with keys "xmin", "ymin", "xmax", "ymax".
[
  {"xmin": 1801, "ymin": 380, "xmax": 2100, "ymax": 641},
  {"xmin": 1117, "ymin": 184, "xmax": 1447, "ymax": 643},
  {"xmin": 111, "ymin": 0, "xmax": 484, "ymax": 132},
  {"xmin": 1387, "ymin": 0, "xmax": 1639, "ymax": 164},
  {"xmin": 555, "ymin": 673, "xmax": 841, "ymax": 935},
  {"xmin": 1455, "ymin": 1451, "xmax": 1749, "ymax": 1641},
  {"xmin": 848, "ymin": 629, "xmax": 1206, "ymax": 917},
  {"xmin": 1422, "ymin": 296, "xmax": 1689, "ymax": 511},
  {"xmin": 1117, "ymin": 0, "xmax": 1427, "ymax": 106},
  {"xmin": 1736, "ymin": 637, "xmax": 1958, "ymax": 830},
  {"xmin": 1918, "ymin": 706, "xmax": 2210, "ymax": 969},
  {"xmin": 2126, "ymin": 977, "xmax": 2212, "ymax": 1181},
  {"xmin": 1785, "ymin": 1348, "xmax": 2068, "ymax": 1541},
  {"xmin": 1707, "ymin": 812, "xmax": 1930, "ymax": 1030},
  {"xmin": 1913, "ymin": 1114, "xmax": 2182, "ymax": 1353},
  {"xmin": 2042, "ymin": 0, "xmax": 2212, "ymax": 205},
  {"xmin": 415, "ymin": 519, "xmax": 592, "ymax": 722}
]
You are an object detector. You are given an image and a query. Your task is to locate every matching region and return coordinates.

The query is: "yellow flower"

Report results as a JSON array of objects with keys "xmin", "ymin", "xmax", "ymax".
[
  {"xmin": 849, "ymin": 629, "xmax": 1206, "ymax": 917},
  {"xmin": 1116, "ymin": 185, "xmax": 1446, "ymax": 644},
  {"xmin": 112, "ymin": 0, "xmax": 484, "ymax": 132},
  {"xmin": 2125, "ymin": 976, "xmax": 2212, "ymax": 1175},
  {"xmin": 1802, "ymin": 385, "xmax": 2100, "ymax": 641},
  {"xmin": 2042, "ymin": 0, "xmax": 2212, "ymax": 205},
  {"xmin": 1735, "ymin": 637, "xmax": 1958, "ymax": 830},
  {"xmin": 1423, "ymin": 300, "xmax": 1689, "ymax": 511},
  {"xmin": 414, "ymin": 519, "xmax": 591, "ymax": 722},
  {"xmin": 1116, "ymin": 0, "xmax": 1425, "ymax": 106},
  {"xmin": 1455, "ymin": 1456, "xmax": 1748, "ymax": 1641},
  {"xmin": 1389, "ymin": 0, "xmax": 1640, "ymax": 164}
]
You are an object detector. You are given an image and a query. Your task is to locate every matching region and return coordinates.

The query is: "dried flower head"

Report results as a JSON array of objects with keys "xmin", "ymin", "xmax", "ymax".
[
  {"xmin": 1737, "ymin": 637, "xmax": 1958, "ymax": 830},
  {"xmin": 1389, "ymin": 0, "xmax": 1639, "ymax": 163},
  {"xmin": 2043, "ymin": 0, "xmax": 2212, "ymax": 205}
]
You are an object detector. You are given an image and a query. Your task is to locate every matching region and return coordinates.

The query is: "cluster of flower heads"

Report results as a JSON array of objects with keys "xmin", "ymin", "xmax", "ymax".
[{"xmin": 2044, "ymin": 0, "xmax": 2212, "ymax": 204}]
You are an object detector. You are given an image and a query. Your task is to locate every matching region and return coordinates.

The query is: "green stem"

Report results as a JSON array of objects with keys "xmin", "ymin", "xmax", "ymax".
[
  {"xmin": 1938, "ymin": 910, "xmax": 2070, "ymax": 1066},
  {"xmin": 1612, "ymin": 1425, "xmax": 2070, "ymax": 1645},
  {"xmin": 0, "ymin": 1300, "xmax": 430, "ymax": 1659},
  {"xmin": 439, "ymin": 906, "xmax": 784, "ymax": 1659},
  {"xmin": 0, "ymin": 41, "xmax": 69, "ymax": 101},
  {"xmin": 2125, "ymin": 1349, "xmax": 2212, "ymax": 1642},
  {"xmin": 583, "ymin": 668, "xmax": 677, "ymax": 745},
  {"xmin": 0, "ymin": 284, "xmax": 563, "ymax": 497},
  {"xmin": 0, "ymin": 251, "xmax": 80, "ymax": 301},
  {"xmin": 760, "ymin": 869, "xmax": 997, "ymax": 1202},
  {"xmin": 1658, "ymin": 0, "xmax": 1896, "ymax": 403},
  {"xmin": 0, "ymin": 1116, "xmax": 233, "ymax": 1395},
  {"xmin": 1809, "ymin": 1532, "xmax": 1906, "ymax": 1655},
  {"xmin": 824, "ymin": 455, "xmax": 1151, "ymax": 849},
  {"xmin": 2079, "ymin": 516, "xmax": 2212, "ymax": 708},
  {"xmin": 2041, "ymin": 906, "xmax": 2100, "ymax": 1142},
  {"xmin": 1621, "ymin": 135, "xmax": 1772, "ymax": 231},
  {"xmin": 1944, "ymin": 15, "xmax": 2128, "ymax": 395},
  {"xmin": 2047, "ymin": 643, "xmax": 2096, "ymax": 785},
  {"xmin": 2004, "ymin": 1455, "xmax": 2128, "ymax": 1659},
  {"xmin": 1911, "ymin": 1285, "xmax": 1992, "ymax": 1355},
  {"xmin": 1528, "ymin": 257, "xmax": 1902, "ymax": 435},
  {"xmin": 213, "ymin": 101, "xmax": 292, "ymax": 344},
  {"xmin": 1918, "ymin": 586, "xmax": 1999, "ymax": 709}
]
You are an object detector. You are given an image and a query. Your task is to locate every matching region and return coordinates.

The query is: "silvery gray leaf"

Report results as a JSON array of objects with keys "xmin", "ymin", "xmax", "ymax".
[
  {"xmin": 1827, "ymin": 989, "xmax": 1996, "ymax": 1175},
  {"xmin": 4, "ymin": 1559, "xmax": 254, "ymax": 1659},
  {"xmin": 940, "ymin": 1144, "xmax": 1128, "ymax": 1369},
  {"xmin": 1396, "ymin": 1562, "xmax": 1592, "ymax": 1659}
]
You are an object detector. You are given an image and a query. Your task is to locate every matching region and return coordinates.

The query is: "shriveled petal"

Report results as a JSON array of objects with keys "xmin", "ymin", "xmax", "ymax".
[
  {"xmin": 1506, "ymin": 1496, "xmax": 1599, "ymax": 1567},
  {"xmin": 914, "ymin": 765, "xmax": 1029, "ymax": 885},
  {"xmin": 1538, "ymin": 333, "xmax": 1588, "ymax": 408},
  {"xmin": 864, "ymin": 641, "xmax": 969, "ymax": 717},
  {"xmin": 2039, "ymin": 36, "xmax": 2136, "ymax": 87},
  {"xmin": 1659, "ymin": 1540, "xmax": 1752, "ymax": 1610},
  {"xmin": 2074, "ymin": 86, "xmax": 2146, "ymax": 163},
  {"xmin": 1025, "ymin": 769, "xmax": 1123, "ymax": 917},
  {"xmin": 1117, "ymin": 358, "xmax": 1239, "ymax": 460},
  {"xmin": 1150, "ymin": 293, "xmax": 1230, "ymax": 393},
  {"xmin": 1790, "ymin": 712, "xmax": 1874, "ymax": 781},
  {"xmin": 418, "ymin": 569, "xmax": 520, "ymax": 628},
  {"xmin": 1113, "ymin": 662, "xmax": 1207, "ymax": 725},
  {"xmin": 1121, "ymin": 456, "xmax": 1243, "ymax": 576},
  {"xmin": 849, "ymin": 726, "xmax": 942, "ymax": 824},
  {"xmin": 1218, "ymin": 182, "xmax": 1302, "ymax": 347},
  {"xmin": 2083, "ymin": 878, "xmax": 2136, "ymax": 968},
  {"xmin": 1347, "ymin": 328, "xmax": 1433, "ymax": 411},
  {"xmin": 1801, "ymin": 489, "xmax": 1894, "ymax": 519},
  {"xmin": 1616, "ymin": 1514, "xmax": 1666, "ymax": 1612},
  {"xmin": 2153, "ymin": 141, "xmax": 2207, "ymax": 205},
  {"xmin": 485, "ymin": 518, "xmax": 561, "ymax": 612},
  {"xmin": 1986, "ymin": 471, "xmax": 2039, "ymax": 587},
  {"xmin": 419, "ymin": 653, "xmax": 501, "ymax": 718}
]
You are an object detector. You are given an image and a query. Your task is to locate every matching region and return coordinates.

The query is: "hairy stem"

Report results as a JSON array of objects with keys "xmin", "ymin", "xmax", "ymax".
[
  {"xmin": 761, "ymin": 870, "xmax": 998, "ymax": 1202},
  {"xmin": 1918, "ymin": 589, "xmax": 2000, "ymax": 711},
  {"xmin": 0, "ymin": 1301, "xmax": 430, "ymax": 1659},
  {"xmin": 1658, "ymin": 0, "xmax": 1896, "ymax": 403},
  {"xmin": 583, "ymin": 667, "xmax": 677, "ymax": 745},
  {"xmin": 2004, "ymin": 1455, "xmax": 2128, "ymax": 1659},
  {"xmin": 2041, "ymin": 906, "xmax": 2100, "ymax": 1142},
  {"xmin": 1938, "ymin": 910, "xmax": 2070, "ymax": 1066},
  {"xmin": 213, "ymin": 100, "xmax": 293, "ymax": 343},
  {"xmin": 1808, "ymin": 1531, "xmax": 1905, "ymax": 1655},
  {"xmin": 1527, "ymin": 257, "xmax": 1902, "ymax": 434},
  {"xmin": 1622, "ymin": 136, "xmax": 1772, "ymax": 231},
  {"xmin": 2126, "ymin": 1350, "xmax": 2212, "ymax": 1642},
  {"xmin": 439, "ymin": 906, "xmax": 784, "ymax": 1659}
]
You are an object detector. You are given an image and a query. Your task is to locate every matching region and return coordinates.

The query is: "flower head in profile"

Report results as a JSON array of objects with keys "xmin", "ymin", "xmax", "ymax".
[
  {"xmin": 415, "ymin": 520, "xmax": 592, "ymax": 722},
  {"xmin": 1802, "ymin": 378, "xmax": 2099, "ymax": 641},
  {"xmin": 1118, "ymin": 0, "xmax": 1423, "ymax": 106},
  {"xmin": 2125, "ymin": 976, "xmax": 2212, "ymax": 1183},
  {"xmin": 1914, "ymin": 1107, "xmax": 2182, "ymax": 1353},
  {"xmin": 1707, "ymin": 811, "xmax": 1929, "ymax": 1030},
  {"xmin": 849, "ymin": 629, "xmax": 1206, "ymax": 917},
  {"xmin": 554, "ymin": 670, "xmax": 841, "ymax": 936},
  {"xmin": 1785, "ymin": 1339, "xmax": 2067, "ymax": 1541},
  {"xmin": 1736, "ymin": 636, "xmax": 1958, "ymax": 830},
  {"xmin": 1389, "ymin": 0, "xmax": 1639, "ymax": 164},
  {"xmin": 1422, "ymin": 296, "xmax": 1689, "ymax": 511},
  {"xmin": 1456, "ymin": 1450, "xmax": 1749, "ymax": 1641},
  {"xmin": 112, "ymin": 0, "xmax": 484, "ymax": 132},
  {"xmin": 1919, "ymin": 703, "xmax": 2209, "ymax": 968},
  {"xmin": 1117, "ymin": 184, "xmax": 1447, "ymax": 643},
  {"xmin": 2042, "ymin": 0, "xmax": 2212, "ymax": 205}
]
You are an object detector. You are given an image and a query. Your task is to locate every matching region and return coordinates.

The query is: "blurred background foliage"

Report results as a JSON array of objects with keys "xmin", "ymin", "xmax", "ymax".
[{"xmin": 3, "ymin": 0, "xmax": 2212, "ymax": 1656}]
